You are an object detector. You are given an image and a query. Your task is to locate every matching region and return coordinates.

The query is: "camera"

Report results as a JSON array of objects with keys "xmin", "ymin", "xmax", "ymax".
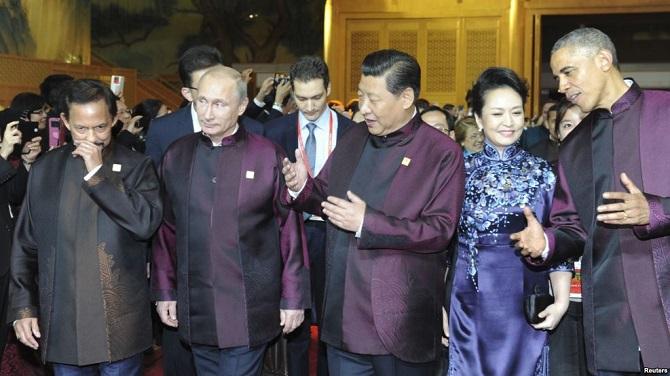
[{"xmin": 273, "ymin": 73, "xmax": 289, "ymax": 87}]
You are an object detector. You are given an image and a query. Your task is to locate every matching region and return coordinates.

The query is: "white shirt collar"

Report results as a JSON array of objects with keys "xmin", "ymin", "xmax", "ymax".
[
  {"xmin": 190, "ymin": 103, "xmax": 201, "ymax": 133},
  {"xmin": 298, "ymin": 107, "xmax": 331, "ymax": 130}
]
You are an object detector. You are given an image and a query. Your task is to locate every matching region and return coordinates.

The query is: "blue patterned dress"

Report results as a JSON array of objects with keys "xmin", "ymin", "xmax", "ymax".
[{"xmin": 448, "ymin": 141, "xmax": 572, "ymax": 376}]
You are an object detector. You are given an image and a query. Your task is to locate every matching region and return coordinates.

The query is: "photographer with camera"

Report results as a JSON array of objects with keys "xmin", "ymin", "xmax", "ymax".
[
  {"xmin": 0, "ymin": 108, "xmax": 41, "ymax": 362},
  {"xmin": 245, "ymin": 75, "xmax": 292, "ymax": 123}
]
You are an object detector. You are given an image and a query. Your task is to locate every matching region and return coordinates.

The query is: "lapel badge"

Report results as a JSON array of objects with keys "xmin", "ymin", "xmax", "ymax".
[
  {"xmin": 401, "ymin": 157, "xmax": 411, "ymax": 167},
  {"xmin": 112, "ymin": 164, "xmax": 122, "ymax": 172},
  {"xmin": 245, "ymin": 170, "xmax": 255, "ymax": 179}
]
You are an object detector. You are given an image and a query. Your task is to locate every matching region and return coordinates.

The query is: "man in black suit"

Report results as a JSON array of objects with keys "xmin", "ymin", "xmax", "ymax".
[
  {"xmin": 265, "ymin": 56, "xmax": 355, "ymax": 376},
  {"xmin": 145, "ymin": 45, "xmax": 264, "ymax": 167}
]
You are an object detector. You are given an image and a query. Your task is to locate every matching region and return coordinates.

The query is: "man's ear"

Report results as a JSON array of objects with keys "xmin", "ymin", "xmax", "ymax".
[
  {"xmin": 60, "ymin": 112, "xmax": 71, "ymax": 131},
  {"xmin": 238, "ymin": 96, "xmax": 249, "ymax": 116},
  {"xmin": 326, "ymin": 82, "xmax": 332, "ymax": 97},
  {"xmin": 595, "ymin": 49, "xmax": 615, "ymax": 72},
  {"xmin": 181, "ymin": 87, "xmax": 193, "ymax": 102},
  {"xmin": 400, "ymin": 87, "xmax": 415, "ymax": 110}
]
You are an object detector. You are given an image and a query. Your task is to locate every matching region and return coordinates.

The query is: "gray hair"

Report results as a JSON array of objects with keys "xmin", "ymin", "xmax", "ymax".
[
  {"xmin": 199, "ymin": 66, "xmax": 247, "ymax": 102},
  {"xmin": 551, "ymin": 27, "xmax": 619, "ymax": 67}
]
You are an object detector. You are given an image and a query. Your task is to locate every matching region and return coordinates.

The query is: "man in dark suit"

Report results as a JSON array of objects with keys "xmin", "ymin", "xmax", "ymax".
[
  {"xmin": 145, "ymin": 45, "xmax": 263, "ymax": 167},
  {"xmin": 282, "ymin": 50, "xmax": 464, "ymax": 375},
  {"xmin": 264, "ymin": 56, "xmax": 354, "ymax": 376}
]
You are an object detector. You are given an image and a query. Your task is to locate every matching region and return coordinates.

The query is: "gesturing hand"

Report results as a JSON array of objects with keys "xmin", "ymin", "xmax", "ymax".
[
  {"xmin": 321, "ymin": 191, "xmax": 366, "ymax": 232},
  {"xmin": 281, "ymin": 149, "xmax": 309, "ymax": 193},
  {"xmin": 596, "ymin": 172, "xmax": 649, "ymax": 226},
  {"xmin": 510, "ymin": 207, "xmax": 546, "ymax": 259},
  {"xmin": 156, "ymin": 301, "xmax": 178, "ymax": 327}
]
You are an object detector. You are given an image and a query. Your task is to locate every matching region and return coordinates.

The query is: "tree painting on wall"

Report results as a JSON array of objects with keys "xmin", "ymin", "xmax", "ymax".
[{"xmin": 92, "ymin": 0, "xmax": 325, "ymax": 76}]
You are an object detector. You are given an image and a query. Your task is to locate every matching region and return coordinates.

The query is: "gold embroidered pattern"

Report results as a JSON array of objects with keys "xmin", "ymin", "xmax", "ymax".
[{"xmin": 16, "ymin": 307, "xmax": 36, "ymax": 319}]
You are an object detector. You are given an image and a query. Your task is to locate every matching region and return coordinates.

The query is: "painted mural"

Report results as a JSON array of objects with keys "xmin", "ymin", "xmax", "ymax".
[{"xmin": 91, "ymin": 0, "xmax": 326, "ymax": 77}]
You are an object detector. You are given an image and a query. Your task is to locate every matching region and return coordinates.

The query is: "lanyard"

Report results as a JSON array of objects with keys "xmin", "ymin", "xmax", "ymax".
[{"xmin": 296, "ymin": 111, "xmax": 333, "ymax": 177}]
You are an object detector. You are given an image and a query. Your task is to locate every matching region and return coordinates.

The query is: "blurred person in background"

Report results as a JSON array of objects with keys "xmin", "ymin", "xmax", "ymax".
[
  {"xmin": 421, "ymin": 105, "xmax": 454, "ymax": 139},
  {"xmin": 454, "ymin": 116, "xmax": 483, "ymax": 155}
]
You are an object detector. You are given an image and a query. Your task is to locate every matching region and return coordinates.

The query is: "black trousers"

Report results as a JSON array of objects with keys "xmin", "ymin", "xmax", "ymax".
[
  {"xmin": 161, "ymin": 326, "xmax": 196, "ymax": 376},
  {"xmin": 549, "ymin": 301, "xmax": 588, "ymax": 376},
  {"xmin": 191, "ymin": 343, "xmax": 266, "ymax": 376},
  {"xmin": 326, "ymin": 346, "xmax": 438, "ymax": 376},
  {"xmin": 286, "ymin": 220, "xmax": 328, "ymax": 376}
]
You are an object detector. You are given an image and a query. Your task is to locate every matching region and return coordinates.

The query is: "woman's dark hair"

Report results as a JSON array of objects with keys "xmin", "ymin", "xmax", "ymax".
[
  {"xmin": 553, "ymin": 98, "xmax": 577, "ymax": 137},
  {"xmin": 132, "ymin": 99, "xmax": 164, "ymax": 130},
  {"xmin": 361, "ymin": 49, "xmax": 420, "ymax": 100},
  {"xmin": 10, "ymin": 92, "xmax": 46, "ymax": 118},
  {"xmin": 470, "ymin": 67, "xmax": 528, "ymax": 117},
  {"xmin": 345, "ymin": 99, "xmax": 359, "ymax": 113}
]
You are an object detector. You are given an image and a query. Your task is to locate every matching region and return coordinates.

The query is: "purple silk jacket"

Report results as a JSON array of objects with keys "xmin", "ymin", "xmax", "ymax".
[
  {"xmin": 288, "ymin": 116, "xmax": 465, "ymax": 363},
  {"xmin": 544, "ymin": 86, "xmax": 670, "ymax": 371},
  {"xmin": 151, "ymin": 129, "xmax": 310, "ymax": 348}
]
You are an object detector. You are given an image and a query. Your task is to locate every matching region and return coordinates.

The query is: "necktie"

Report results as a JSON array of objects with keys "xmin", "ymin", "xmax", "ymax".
[{"xmin": 305, "ymin": 123, "xmax": 317, "ymax": 175}]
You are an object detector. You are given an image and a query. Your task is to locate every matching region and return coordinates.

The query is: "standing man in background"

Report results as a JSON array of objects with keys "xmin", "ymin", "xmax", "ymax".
[{"xmin": 265, "ymin": 55, "xmax": 354, "ymax": 376}]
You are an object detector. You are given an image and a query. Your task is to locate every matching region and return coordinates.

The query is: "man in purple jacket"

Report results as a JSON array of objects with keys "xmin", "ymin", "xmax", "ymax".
[
  {"xmin": 282, "ymin": 49, "xmax": 464, "ymax": 375},
  {"xmin": 513, "ymin": 27, "xmax": 670, "ymax": 374},
  {"xmin": 151, "ymin": 66, "xmax": 310, "ymax": 376}
]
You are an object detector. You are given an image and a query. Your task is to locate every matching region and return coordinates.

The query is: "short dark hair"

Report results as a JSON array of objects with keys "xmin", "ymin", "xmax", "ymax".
[
  {"xmin": 59, "ymin": 79, "xmax": 117, "ymax": 120},
  {"xmin": 421, "ymin": 105, "xmax": 454, "ymax": 131},
  {"xmin": 470, "ymin": 67, "xmax": 528, "ymax": 117},
  {"xmin": 39, "ymin": 74, "xmax": 74, "ymax": 109},
  {"xmin": 133, "ymin": 99, "xmax": 164, "ymax": 130},
  {"xmin": 178, "ymin": 45, "xmax": 223, "ymax": 87},
  {"xmin": 361, "ymin": 49, "xmax": 420, "ymax": 100},
  {"xmin": 289, "ymin": 55, "xmax": 330, "ymax": 90},
  {"xmin": 10, "ymin": 92, "xmax": 46, "ymax": 117}
]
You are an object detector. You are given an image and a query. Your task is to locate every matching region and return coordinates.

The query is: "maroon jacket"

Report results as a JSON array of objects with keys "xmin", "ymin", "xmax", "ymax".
[
  {"xmin": 289, "ymin": 115, "xmax": 464, "ymax": 362},
  {"xmin": 544, "ymin": 84, "xmax": 670, "ymax": 371},
  {"xmin": 151, "ymin": 128, "xmax": 310, "ymax": 348}
]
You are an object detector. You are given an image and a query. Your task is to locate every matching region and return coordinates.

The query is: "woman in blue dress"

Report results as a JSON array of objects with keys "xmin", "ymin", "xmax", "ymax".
[{"xmin": 447, "ymin": 67, "xmax": 572, "ymax": 376}]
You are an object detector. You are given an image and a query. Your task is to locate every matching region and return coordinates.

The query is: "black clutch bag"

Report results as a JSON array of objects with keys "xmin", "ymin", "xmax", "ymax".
[{"xmin": 524, "ymin": 285, "xmax": 554, "ymax": 324}]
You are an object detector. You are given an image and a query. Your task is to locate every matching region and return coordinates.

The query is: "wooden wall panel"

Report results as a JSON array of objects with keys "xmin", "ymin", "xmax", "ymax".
[
  {"xmin": 463, "ymin": 18, "xmax": 500, "ymax": 89},
  {"xmin": 343, "ymin": 17, "xmax": 500, "ymax": 105}
]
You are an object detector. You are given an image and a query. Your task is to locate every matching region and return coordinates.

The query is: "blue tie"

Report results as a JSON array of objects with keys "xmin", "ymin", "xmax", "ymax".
[{"xmin": 305, "ymin": 123, "xmax": 317, "ymax": 175}]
